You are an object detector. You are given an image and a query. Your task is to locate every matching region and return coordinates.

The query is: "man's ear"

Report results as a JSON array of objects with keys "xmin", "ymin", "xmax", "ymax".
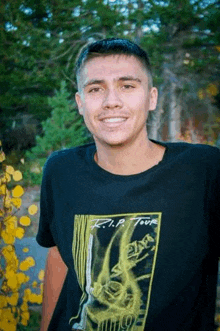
[
  {"xmin": 75, "ymin": 92, "xmax": 83, "ymax": 115},
  {"xmin": 149, "ymin": 87, "xmax": 158, "ymax": 111}
]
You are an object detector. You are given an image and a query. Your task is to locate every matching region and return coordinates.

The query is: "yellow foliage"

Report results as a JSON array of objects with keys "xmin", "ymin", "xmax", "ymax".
[
  {"xmin": 0, "ymin": 151, "xmax": 6, "ymax": 162},
  {"xmin": 0, "ymin": 296, "xmax": 8, "ymax": 309},
  {"xmin": 197, "ymin": 88, "xmax": 205, "ymax": 100},
  {"xmin": 28, "ymin": 204, "xmax": 38, "ymax": 215},
  {"xmin": 7, "ymin": 293, "xmax": 19, "ymax": 306},
  {"xmin": 5, "ymin": 217, "xmax": 18, "ymax": 234},
  {"xmin": 23, "ymin": 288, "xmax": 31, "ymax": 302},
  {"xmin": 26, "ymin": 256, "xmax": 35, "ymax": 267},
  {"xmin": 12, "ymin": 185, "xmax": 24, "ymax": 198},
  {"xmin": 2, "ymin": 173, "xmax": 11, "ymax": 183},
  {"xmin": 1, "ymin": 230, "xmax": 15, "ymax": 244},
  {"xmin": 206, "ymin": 83, "xmax": 219, "ymax": 97},
  {"xmin": 7, "ymin": 274, "xmax": 18, "ymax": 291},
  {"xmin": 12, "ymin": 170, "xmax": 22, "ymax": 181},
  {"xmin": 0, "ymin": 146, "xmax": 44, "ymax": 330},
  {"xmin": 0, "ymin": 307, "xmax": 17, "ymax": 331},
  {"xmin": 4, "ymin": 197, "xmax": 13, "ymax": 211},
  {"xmin": 22, "ymin": 247, "xmax": 29, "ymax": 253},
  {"xmin": 19, "ymin": 216, "xmax": 31, "ymax": 226},
  {"xmin": 19, "ymin": 256, "xmax": 35, "ymax": 271},
  {"xmin": 21, "ymin": 311, "xmax": 30, "ymax": 321},
  {"xmin": 14, "ymin": 227, "xmax": 25, "ymax": 240},
  {"xmin": 20, "ymin": 302, "xmax": 28, "ymax": 311},
  {"xmin": 11, "ymin": 198, "xmax": 22, "ymax": 208},
  {"xmin": 32, "ymin": 281, "xmax": 38, "ymax": 288},
  {"xmin": 38, "ymin": 269, "xmax": 45, "ymax": 281},
  {"xmin": 17, "ymin": 272, "xmax": 29, "ymax": 285},
  {"xmin": 0, "ymin": 184, "xmax": 6, "ymax": 195},
  {"xmin": 6, "ymin": 166, "xmax": 15, "ymax": 175}
]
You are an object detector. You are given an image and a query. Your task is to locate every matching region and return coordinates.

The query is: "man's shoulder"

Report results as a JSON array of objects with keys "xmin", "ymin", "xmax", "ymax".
[
  {"xmin": 44, "ymin": 143, "xmax": 96, "ymax": 172},
  {"xmin": 164, "ymin": 141, "xmax": 220, "ymax": 166}
]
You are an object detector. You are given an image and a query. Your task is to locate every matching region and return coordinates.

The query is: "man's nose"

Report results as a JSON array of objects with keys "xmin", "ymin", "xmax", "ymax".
[{"xmin": 102, "ymin": 88, "xmax": 123, "ymax": 109}]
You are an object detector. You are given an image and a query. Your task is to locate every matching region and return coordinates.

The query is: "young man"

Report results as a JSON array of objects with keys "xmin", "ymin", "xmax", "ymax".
[{"xmin": 37, "ymin": 38, "xmax": 220, "ymax": 331}]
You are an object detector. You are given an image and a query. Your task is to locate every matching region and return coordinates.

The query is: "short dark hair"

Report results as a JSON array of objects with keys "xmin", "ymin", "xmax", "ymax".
[{"xmin": 75, "ymin": 38, "xmax": 153, "ymax": 89}]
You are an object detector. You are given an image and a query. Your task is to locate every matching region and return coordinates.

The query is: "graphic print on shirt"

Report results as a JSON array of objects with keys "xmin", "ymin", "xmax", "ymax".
[{"xmin": 70, "ymin": 213, "xmax": 162, "ymax": 331}]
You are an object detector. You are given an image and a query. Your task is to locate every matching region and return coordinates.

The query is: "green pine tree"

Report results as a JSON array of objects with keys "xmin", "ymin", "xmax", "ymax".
[{"xmin": 27, "ymin": 80, "xmax": 90, "ymax": 158}]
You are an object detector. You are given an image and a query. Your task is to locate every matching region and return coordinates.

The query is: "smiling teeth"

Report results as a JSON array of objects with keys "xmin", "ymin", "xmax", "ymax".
[{"xmin": 103, "ymin": 118, "xmax": 126, "ymax": 123}]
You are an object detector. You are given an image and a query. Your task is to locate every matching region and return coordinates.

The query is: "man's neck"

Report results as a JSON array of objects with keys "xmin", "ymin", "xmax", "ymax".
[{"xmin": 94, "ymin": 138, "xmax": 166, "ymax": 176}]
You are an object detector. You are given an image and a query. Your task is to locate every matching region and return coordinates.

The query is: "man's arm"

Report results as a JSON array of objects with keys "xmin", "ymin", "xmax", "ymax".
[{"xmin": 40, "ymin": 246, "xmax": 67, "ymax": 331}]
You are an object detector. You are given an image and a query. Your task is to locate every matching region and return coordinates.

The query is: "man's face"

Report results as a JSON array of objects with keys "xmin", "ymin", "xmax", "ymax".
[{"xmin": 75, "ymin": 55, "xmax": 158, "ymax": 148}]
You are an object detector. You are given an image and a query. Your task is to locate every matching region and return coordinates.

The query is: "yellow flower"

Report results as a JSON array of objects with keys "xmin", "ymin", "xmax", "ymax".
[
  {"xmin": 28, "ymin": 204, "xmax": 38, "ymax": 215},
  {"xmin": 38, "ymin": 269, "xmax": 45, "ymax": 281},
  {"xmin": 19, "ymin": 216, "xmax": 31, "ymax": 226},
  {"xmin": 14, "ymin": 227, "xmax": 24, "ymax": 240},
  {"xmin": 12, "ymin": 185, "xmax": 24, "ymax": 198},
  {"xmin": 11, "ymin": 198, "xmax": 22, "ymax": 208},
  {"xmin": 13, "ymin": 170, "xmax": 23, "ymax": 181},
  {"xmin": 22, "ymin": 247, "xmax": 29, "ymax": 253},
  {"xmin": 6, "ymin": 165, "xmax": 15, "ymax": 175}
]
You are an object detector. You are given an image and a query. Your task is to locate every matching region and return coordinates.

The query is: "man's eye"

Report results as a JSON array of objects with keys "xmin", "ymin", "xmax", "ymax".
[
  {"xmin": 88, "ymin": 87, "xmax": 101, "ymax": 93},
  {"xmin": 122, "ymin": 84, "xmax": 135, "ymax": 90}
]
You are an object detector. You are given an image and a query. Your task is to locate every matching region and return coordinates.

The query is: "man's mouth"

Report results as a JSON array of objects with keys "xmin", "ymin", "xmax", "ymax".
[{"xmin": 101, "ymin": 117, "xmax": 127, "ymax": 123}]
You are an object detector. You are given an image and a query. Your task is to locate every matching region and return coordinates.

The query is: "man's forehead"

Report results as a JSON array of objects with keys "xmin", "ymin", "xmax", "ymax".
[{"xmin": 80, "ymin": 54, "xmax": 147, "ymax": 83}]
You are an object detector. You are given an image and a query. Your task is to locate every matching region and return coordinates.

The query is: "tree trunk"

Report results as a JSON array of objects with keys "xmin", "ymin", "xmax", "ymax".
[
  {"xmin": 148, "ymin": 86, "xmax": 165, "ymax": 141},
  {"xmin": 168, "ymin": 82, "xmax": 181, "ymax": 142}
]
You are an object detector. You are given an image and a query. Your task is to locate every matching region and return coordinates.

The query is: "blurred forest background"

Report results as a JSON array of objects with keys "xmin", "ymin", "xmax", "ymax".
[{"xmin": 0, "ymin": 0, "xmax": 220, "ymax": 186}]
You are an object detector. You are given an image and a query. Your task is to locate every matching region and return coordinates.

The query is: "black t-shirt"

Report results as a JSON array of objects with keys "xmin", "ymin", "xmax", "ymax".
[{"xmin": 36, "ymin": 141, "xmax": 220, "ymax": 331}]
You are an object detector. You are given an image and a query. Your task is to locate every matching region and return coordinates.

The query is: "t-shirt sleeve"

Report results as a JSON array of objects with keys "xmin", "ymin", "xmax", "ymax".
[{"xmin": 36, "ymin": 157, "xmax": 56, "ymax": 248}]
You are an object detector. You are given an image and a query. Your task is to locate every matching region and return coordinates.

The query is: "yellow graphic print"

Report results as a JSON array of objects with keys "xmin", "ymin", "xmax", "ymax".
[{"xmin": 70, "ymin": 213, "xmax": 162, "ymax": 331}]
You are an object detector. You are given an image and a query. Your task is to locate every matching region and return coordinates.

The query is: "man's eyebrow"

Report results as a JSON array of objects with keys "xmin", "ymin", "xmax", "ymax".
[
  {"xmin": 118, "ymin": 76, "xmax": 142, "ymax": 83},
  {"xmin": 83, "ymin": 79, "xmax": 104, "ymax": 88}
]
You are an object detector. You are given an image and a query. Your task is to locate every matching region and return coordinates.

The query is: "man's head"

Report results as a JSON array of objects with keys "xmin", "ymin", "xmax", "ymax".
[
  {"xmin": 75, "ymin": 38, "xmax": 153, "ymax": 91},
  {"xmin": 75, "ymin": 38, "xmax": 158, "ymax": 149}
]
